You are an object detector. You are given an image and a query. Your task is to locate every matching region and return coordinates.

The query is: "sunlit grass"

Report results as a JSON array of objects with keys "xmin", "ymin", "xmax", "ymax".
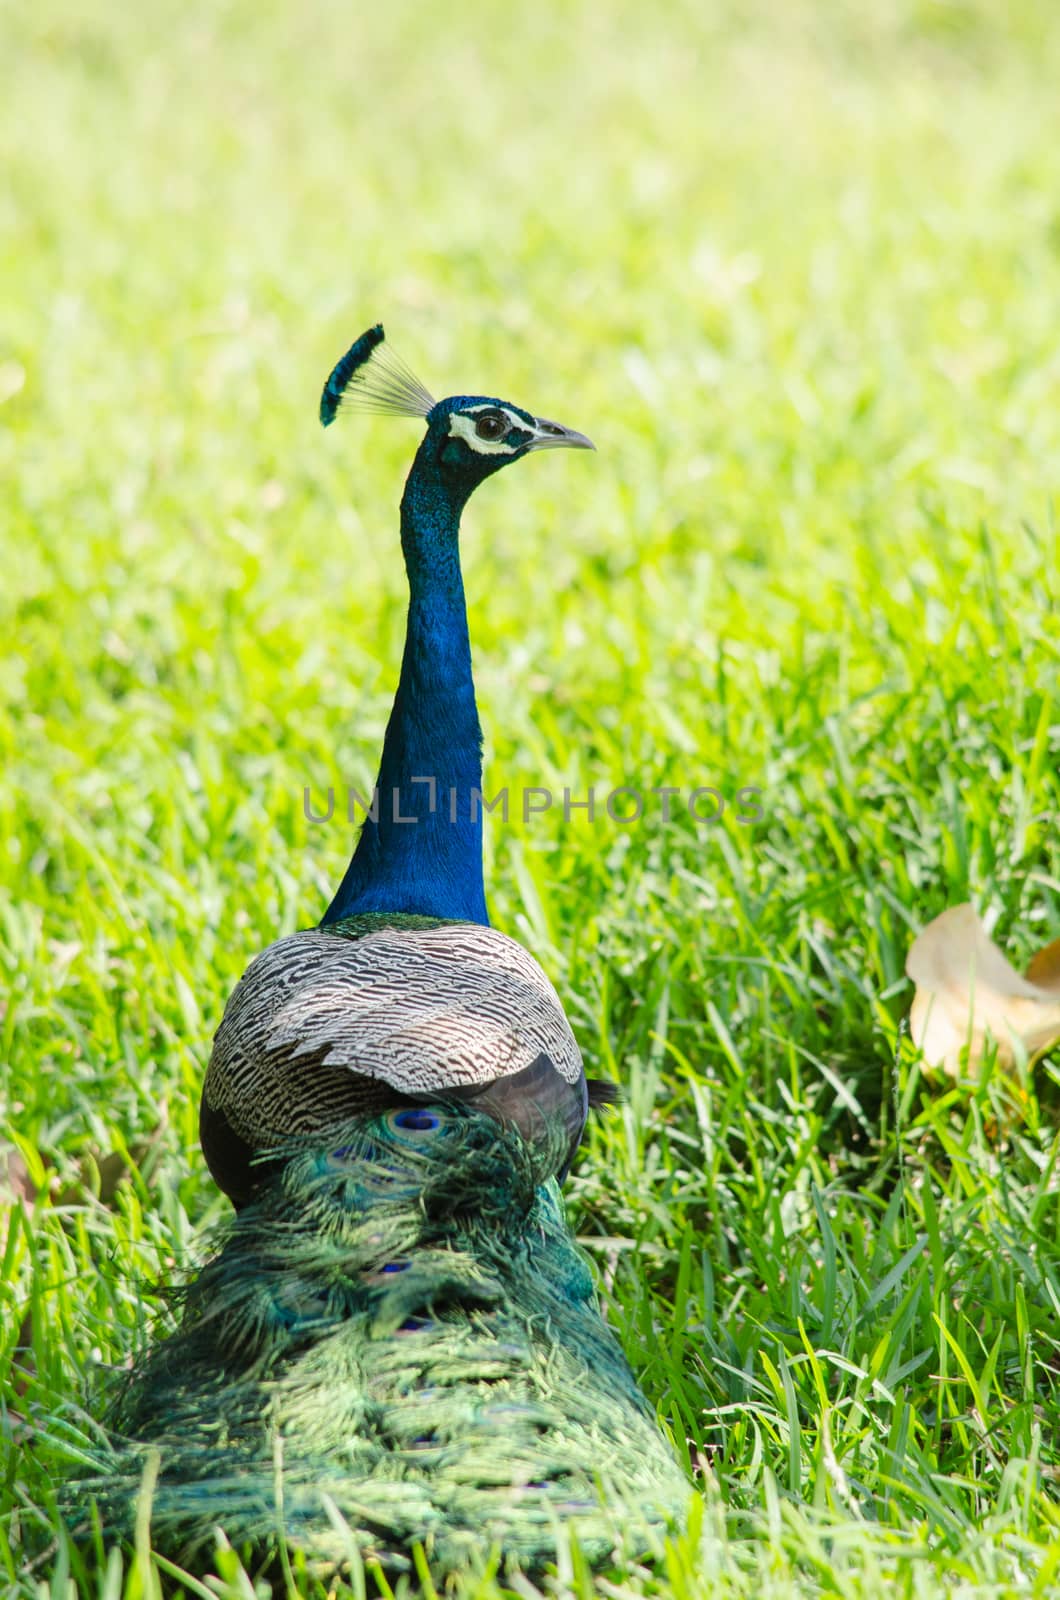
[{"xmin": 3, "ymin": 0, "xmax": 1060, "ymax": 1594}]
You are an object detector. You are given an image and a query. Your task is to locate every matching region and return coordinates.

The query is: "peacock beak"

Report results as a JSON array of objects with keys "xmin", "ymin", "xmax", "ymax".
[{"xmin": 526, "ymin": 416, "xmax": 596, "ymax": 452}]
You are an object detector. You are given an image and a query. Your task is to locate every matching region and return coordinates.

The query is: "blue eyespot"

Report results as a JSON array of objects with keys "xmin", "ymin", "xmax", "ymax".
[
  {"xmin": 331, "ymin": 1139, "xmax": 380, "ymax": 1160},
  {"xmin": 396, "ymin": 1315, "xmax": 435, "ymax": 1334},
  {"xmin": 391, "ymin": 1109, "xmax": 441, "ymax": 1134},
  {"xmin": 363, "ymin": 1257, "xmax": 413, "ymax": 1285}
]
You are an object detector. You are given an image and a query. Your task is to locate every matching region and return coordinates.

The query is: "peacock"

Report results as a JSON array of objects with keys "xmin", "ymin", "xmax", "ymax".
[
  {"xmin": 201, "ymin": 325, "xmax": 607, "ymax": 1208},
  {"xmin": 75, "ymin": 328, "xmax": 688, "ymax": 1578}
]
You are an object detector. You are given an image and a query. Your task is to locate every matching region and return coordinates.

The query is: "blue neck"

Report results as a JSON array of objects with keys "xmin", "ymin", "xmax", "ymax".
[{"xmin": 321, "ymin": 451, "xmax": 488, "ymax": 926}]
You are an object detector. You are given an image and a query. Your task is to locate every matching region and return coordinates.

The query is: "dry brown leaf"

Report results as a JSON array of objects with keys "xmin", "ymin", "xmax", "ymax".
[
  {"xmin": 906, "ymin": 903, "xmax": 1060, "ymax": 1076},
  {"xmin": 0, "ymin": 1146, "xmax": 36, "ymax": 1209},
  {"xmin": 1025, "ymin": 937, "xmax": 1060, "ymax": 993}
]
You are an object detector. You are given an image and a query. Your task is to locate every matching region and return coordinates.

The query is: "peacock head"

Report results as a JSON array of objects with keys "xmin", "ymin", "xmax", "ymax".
[{"xmin": 320, "ymin": 324, "xmax": 594, "ymax": 498}]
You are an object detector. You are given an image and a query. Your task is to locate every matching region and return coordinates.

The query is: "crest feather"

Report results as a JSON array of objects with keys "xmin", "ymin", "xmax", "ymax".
[{"xmin": 320, "ymin": 325, "xmax": 435, "ymax": 426}]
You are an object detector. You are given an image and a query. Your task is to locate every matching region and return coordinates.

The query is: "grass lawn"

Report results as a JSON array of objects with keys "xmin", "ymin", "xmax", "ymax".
[{"xmin": 4, "ymin": 0, "xmax": 1060, "ymax": 1593}]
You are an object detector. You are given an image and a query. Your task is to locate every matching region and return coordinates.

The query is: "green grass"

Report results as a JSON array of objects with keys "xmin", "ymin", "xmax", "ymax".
[{"xmin": 4, "ymin": 0, "xmax": 1060, "ymax": 1593}]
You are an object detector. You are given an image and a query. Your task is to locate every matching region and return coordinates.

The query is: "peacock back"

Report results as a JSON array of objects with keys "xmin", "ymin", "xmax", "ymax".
[{"xmin": 201, "ymin": 913, "xmax": 590, "ymax": 1206}]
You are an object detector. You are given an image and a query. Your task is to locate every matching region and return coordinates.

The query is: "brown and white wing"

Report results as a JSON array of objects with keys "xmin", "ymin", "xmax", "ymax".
[{"xmin": 201, "ymin": 923, "xmax": 586, "ymax": 1203}]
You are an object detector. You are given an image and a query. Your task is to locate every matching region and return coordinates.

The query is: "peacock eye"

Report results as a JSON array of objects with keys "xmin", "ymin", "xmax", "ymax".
[
  {"xmin": 474, "ymin": 412, "xmax": 507, "ymax": 441},
  {"xmin": 389, "ymin": 1107, "xmax": 443, "ymax": 1135}
]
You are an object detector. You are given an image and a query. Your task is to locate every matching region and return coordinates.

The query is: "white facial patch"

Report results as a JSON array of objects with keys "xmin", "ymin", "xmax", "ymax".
[{"xmin": 446, "ymin": 406, "xmax": 523, "ymax": 456}]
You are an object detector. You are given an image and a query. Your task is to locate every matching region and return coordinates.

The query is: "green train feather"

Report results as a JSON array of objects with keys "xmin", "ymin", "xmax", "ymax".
[{"xmin": 76, "ymin": 1104, "xmax": 687, "ymax": 1576}]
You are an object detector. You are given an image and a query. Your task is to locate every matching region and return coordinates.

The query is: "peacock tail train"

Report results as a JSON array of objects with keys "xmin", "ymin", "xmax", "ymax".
[{"xmin": 79, "ymin": 1104, "xmax": 688, "ymax": 1574}]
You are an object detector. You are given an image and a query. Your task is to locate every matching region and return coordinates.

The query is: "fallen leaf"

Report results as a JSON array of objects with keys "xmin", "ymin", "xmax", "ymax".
[
  {"xmin": 1026, "ymin": 936, "xmax": 1060, "ymax": 991},
  {"xmin": 906, "ymin": 903, "xmax": 1060, "ymax": 1076},
  {"xmin": 0, "ymin": 1146, "xmax": 36, "ymax": 1208}
]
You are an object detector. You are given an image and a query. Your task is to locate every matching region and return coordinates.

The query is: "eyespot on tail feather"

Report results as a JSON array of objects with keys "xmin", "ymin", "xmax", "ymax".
[{"xmin": 320, "ymin": 324, "xmax": 386, "ymax": 426}]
